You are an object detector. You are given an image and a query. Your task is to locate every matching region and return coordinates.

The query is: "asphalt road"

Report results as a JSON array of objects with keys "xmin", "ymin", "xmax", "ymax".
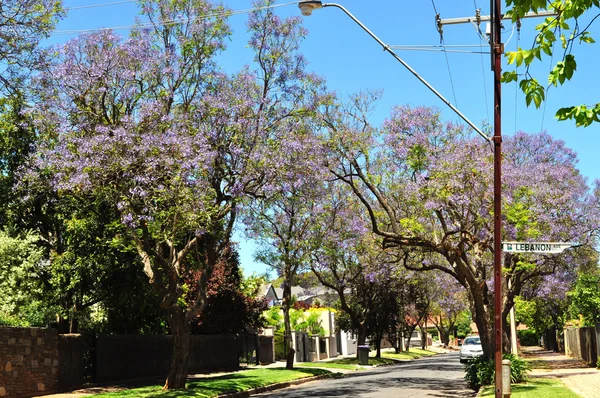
[{"xmin": 255, "ymin": 352, "xmax": 477, "ymax": 398}]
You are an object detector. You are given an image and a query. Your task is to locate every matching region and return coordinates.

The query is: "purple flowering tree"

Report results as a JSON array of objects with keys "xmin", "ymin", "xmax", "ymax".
[
  {"xmin": 429, "ymin": 272, "xmax": 469, "ymax": 346},
  {"xmin": 243, "ymin": 130, "xmax": 329, "ymax": 369},
  {"xmin": 0, "ymin": 0, "xmax": 63, "ymax": 94},
  {"xmin": 322, "ymin": 94, "xmax": 598, "ymax": 359},
  {"xmin": 29, "ymin": 0, "xmax": 326, "ymax": 388},
  {"xmin": 309, "ymin": 188, "xmax": 391, "ymax": 353}
]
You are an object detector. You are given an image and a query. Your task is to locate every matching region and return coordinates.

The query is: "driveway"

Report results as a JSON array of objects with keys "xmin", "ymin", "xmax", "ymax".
[{"xmin": 255, "ymin": 352, "xmax": 476, "ymax": 397}]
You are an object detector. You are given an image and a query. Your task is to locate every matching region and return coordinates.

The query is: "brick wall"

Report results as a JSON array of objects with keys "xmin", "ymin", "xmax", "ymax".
[{"xmin": 0, "ymin": 327, "xmax": 59, "ymax": 397}]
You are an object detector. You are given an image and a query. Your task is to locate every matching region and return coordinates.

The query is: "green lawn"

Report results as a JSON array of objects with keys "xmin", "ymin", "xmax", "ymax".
[
  {"xmin": 92, "ymin": 368, "xmax": 332, "ymax": 398},
  {"xmin": 382, "ymin": 348, "xmax": 437, "ymax": 360},
  {"xmin": 525, "ymin": 359, "xmax": 552, "ymax": 369},
  {"xmin": 479, "ymin": 379, "xmax": 581, "ymax": 398},
  {"xmin": 322, "ymin": 356, "xmax": 398, "ymax": 366},
  {"xmin": 293, "ymin": 362, "xmax": 365, "ymax": 370}
]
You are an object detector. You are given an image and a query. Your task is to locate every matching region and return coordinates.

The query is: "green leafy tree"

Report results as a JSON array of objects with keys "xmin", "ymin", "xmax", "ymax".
[
  {"xmin": 504, "ymin": 0, "xmax": 600, "ymax": 126},
  {"xmin": 568, "ymin": 273, "xmax": 600, "ymax": 326},
  {"xmin": 0, "ymin": 230, "xmax": 44, "ymax": 325}
]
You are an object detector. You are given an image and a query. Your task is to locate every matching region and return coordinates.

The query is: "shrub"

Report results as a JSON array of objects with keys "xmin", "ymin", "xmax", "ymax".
[
  {"xmin": 506, "ymin": 353, "xmax": 531, "ymax": 382},
  {"xmin": 274, "ymin": 330, "xmax": 286, "ymax": 360},
  {"xmin": 517, "ymin": 329, "xmax": 540, "ymax": 346},
  {"xmin": 597, "ymin": 358, "xmax": 600, "ymax": 370},
  {"xmin": 464, "ymin": 353, "xmax": 531, "ymax": 389},
  {"xmin": 464, "ymin": 357, "xmax": 495, "ymax": 389},
  {"xmin": 0, "ymin": 312, "xmax": 29, "ymax": 327}
]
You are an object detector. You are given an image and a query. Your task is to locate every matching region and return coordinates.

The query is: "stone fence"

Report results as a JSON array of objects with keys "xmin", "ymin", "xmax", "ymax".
[
  {"xmin": 0, "ymin": 327, "xmax": 60, "ymax": 397},
  {"xmin": 1, "ymin": 327, "xmax": 274, "ymax": 397}
]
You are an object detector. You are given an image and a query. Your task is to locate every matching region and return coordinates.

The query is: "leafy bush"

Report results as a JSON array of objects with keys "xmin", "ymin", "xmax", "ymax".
[
  {"xmin": 597, "ymin": 358, "xmax": 600, "ymax": 370},
  {"xmin": 464, "ymin": 353, "xmax": 531, "ymax": 389},
  {"xmin": 517, "ymin": 329, "xmax": 540, "ymax": 346},
  {"xmin": 506, "ymin": 353, "xmax": 531, "ymax": 382},
  {"xmin": 464, "ymin": 356, "xmax": 495, "ymax": 389},
  {"xmin": 274, "ymin": 329, "xmax": 286, "ymax": 360},
  {"xmin": 0, "ymin": 312, "xmax": 29, "ymax": 327}
]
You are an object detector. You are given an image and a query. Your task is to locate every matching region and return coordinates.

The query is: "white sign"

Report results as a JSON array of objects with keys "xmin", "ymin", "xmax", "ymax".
[{"xmin": 501, "ymin": 241, "xmax": 574, "ymax": 253}]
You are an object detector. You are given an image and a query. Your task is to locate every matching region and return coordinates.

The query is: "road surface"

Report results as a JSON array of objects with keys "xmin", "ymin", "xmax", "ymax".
[{"xmin": 256, "ymin": 352, "xmax": 477, "ymax": 398}]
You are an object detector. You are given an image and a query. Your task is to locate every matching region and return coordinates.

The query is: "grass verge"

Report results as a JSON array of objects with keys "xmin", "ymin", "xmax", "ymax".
[
  {"xmin": 479, "ymin": 378, "xmax": 581, "ymax": 398},
  {"xmin": 525, "ymin": 359, "xmax": 552, "ymax": 369},
  {"xmin": 321, "ymin": 357, "xmax": 397, "ymax": 366},
  {"xmin": 92, "ymin": 368, "xmax": 332, "ymax": 398},
  {"xmin": 292, "ymin": 362, "xmax": 365, "ymax": 370},
  {"xmin": 382, "ymin": 348, "xmax": 437, "ymax": 361}
]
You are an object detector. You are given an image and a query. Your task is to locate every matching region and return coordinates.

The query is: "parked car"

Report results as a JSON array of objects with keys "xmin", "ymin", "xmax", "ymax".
[{"xmin": 459, "ymin": 335, "xmax": 483, "ymax": 363}]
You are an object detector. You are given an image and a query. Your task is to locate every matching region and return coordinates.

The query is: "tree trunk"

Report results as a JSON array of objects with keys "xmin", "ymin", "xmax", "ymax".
[
  {"xmin": 375, "ymin": 333, "xmax": 382, "ymax": 358},
  {"xmin": 164, "ymin": 309, "xmax": 190, "ymax": 390},
  {"xmin": 471, "ymin": 285, "xmax": 494, "ymax": 360},
  {"xmin": 405, "ymin": 324, "xmax": 418, "ymax": 352},
  {"xmin": 356, "ymin": 323, "xmax": 367, "ymax": 359},
  {"xmin": 419, "ymin": 324, "xmax": 427, "ymax": 350},
  {"xmin": 437, "ymin": 323, "xmax": 450, "ymax": 346},
  {"xmin": 282, "ymin": 282, "xmax": 295, "ymax": 370}
]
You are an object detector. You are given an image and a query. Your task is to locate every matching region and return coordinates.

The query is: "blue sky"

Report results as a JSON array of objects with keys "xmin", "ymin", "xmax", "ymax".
[{"xmin": 52, "ymin": 0, "xmax": 600, "ymax": 277}]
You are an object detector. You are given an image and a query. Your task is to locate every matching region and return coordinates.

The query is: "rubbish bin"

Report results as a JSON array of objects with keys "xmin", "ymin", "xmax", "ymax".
[{"xmin": 358, "ymin": 345, "xmax": 370, "ymax": 365}]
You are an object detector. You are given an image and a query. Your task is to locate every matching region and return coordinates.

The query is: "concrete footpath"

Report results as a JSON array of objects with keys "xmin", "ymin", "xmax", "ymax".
[{"xmin": 521, "ymin": 346, "xmax": 600, "ymax": 398}]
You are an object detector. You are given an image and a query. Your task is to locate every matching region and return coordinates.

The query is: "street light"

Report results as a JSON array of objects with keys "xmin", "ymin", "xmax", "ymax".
[
  {"xmin": 299, "ymin": 2, "xmax": 504, "ymax": 397},
  {"xmin": 298, "ymin": 1, "xmax": 322, "ymax": 16},
  {"xmin": 298, "ymin": 1, "xmax": 489, "ymax": 142}
]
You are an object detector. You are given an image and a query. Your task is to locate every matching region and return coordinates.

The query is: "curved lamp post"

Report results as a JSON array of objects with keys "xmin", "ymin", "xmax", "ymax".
[
  {"xmin": 299, "ymin": 2, "xmax": 504, "ymax": 396},
  {"xmin": 298, "ymin": 1, "xmax": 489, "ymax": 141}
]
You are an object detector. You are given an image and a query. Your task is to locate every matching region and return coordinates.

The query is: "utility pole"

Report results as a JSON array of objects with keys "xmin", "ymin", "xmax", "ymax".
[
  {"xmin": 438, "ymin": 1, "xmax": 503, "ymax": 396},
  {"xmin": 438, "ymin": 3, "xmax": 557, "ymax": 398},
  {"xmin": 492, "ymin": 1, "xmax": 503, "ymax": 396}
]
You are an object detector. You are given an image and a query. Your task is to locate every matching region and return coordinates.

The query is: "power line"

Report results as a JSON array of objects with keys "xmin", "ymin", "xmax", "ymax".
[
  {"xmin": 479, "ymin": 33, "xmax": 490, "ymax": 122},
  {"xmin": 52, "ymin": 1, "xmax": 300, "ymax": 36},
  {"xmin": 65, "ymin": 0, "xmax": 136, "ymax": 11},
  {"xmin": 389, "ymin": 47, "xmax": 489, "ymax": 54},
  {"xmin": 430, "ymin": 0, "xmax": 459, "ymax": 109},
  {"xmin": 430, "ymin": 0, "xmax": 438, "ymax": 15},
  {"xmin": 540, "ymin": 40, "xmax": 555, "ymax": 133},
  {"xmin": 514, "ymin": 25, "xmax": 520, "ymax": 134}
]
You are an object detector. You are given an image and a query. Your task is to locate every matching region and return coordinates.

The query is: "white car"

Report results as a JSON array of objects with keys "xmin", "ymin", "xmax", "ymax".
[{"xmin": 459, "ymin": 335, "xmax": 483, "ymax": 363}]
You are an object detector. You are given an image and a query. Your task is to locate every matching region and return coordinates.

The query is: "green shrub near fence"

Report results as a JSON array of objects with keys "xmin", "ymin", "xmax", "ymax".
[
  {"xmin": 0, "ymin": 312, "xmax": 29, "ymax": 327},
  {"xmin": 518, "ymin": 330, "xmax": 540, "ymax": 346},
  {"xmin": 464, "ymin": 353, "xmax": 531, "ymax": 389},
  {"xmin": 274, "ymin": 330, "xmax": 286, "ymax": 360}
]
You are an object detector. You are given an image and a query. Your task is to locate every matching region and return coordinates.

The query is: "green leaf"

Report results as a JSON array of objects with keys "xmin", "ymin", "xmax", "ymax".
[
  {"xmin": 501, "ymin": 71, "xmax": 518, "ymax": 83},
  {"xmin": 581, "ymin": 35, "xmax": 596, "ymax": 44},
  {"xmin": 515, "ymin": 49, "xmax": 524, "ymax": 67}
]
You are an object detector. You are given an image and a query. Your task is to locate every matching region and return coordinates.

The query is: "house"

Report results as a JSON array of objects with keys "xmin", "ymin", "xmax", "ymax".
[
  {"xmin": 259, "ymin": 283, "xmax": 344, "ymax": 307},
  {"xmin": 259, "ymin": 283, "xmax": 279, "ymax": 307}
]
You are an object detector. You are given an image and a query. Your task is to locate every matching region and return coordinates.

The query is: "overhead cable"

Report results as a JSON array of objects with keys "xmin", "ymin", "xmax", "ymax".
[
  {"xmin": 53, "ymin": 1, "xmax": 299, "ymax": 35},
  {"xmin": 65, "ymin": 0, "xmax": 136, "ymax": 11}
]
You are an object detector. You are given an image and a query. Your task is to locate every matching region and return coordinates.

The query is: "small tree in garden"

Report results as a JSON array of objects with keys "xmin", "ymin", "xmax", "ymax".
[
  {"xmin": 28, "ymin": 0, "xmax": 326, "ymax": 388},
  {"xmin": 429, "ymin": 272, "xmax": 469, "ymax": 346},
  {"xmin": 190, "ymin": 245, "xmax": 268, "ymax": 334},
  {"xmin": 402, "ymin": 272, "xmax": 432, "ymax": 351},
  {"xmin": 243, "ymin": 132, "xmax": 329, "ymax": 369}
]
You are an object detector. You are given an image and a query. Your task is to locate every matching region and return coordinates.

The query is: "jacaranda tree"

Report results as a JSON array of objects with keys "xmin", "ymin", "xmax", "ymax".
[
  {"xmin": 28, "ymin": 0, "xmax": 326, "ymax": 388},
  {"xmin": 322, "ymin": 94, "xmax": 598, "ymax": 359}
]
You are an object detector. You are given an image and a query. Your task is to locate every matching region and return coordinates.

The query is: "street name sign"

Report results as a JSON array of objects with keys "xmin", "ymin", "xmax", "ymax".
[{"xmin": 501, "ymin": 241, "xmax": 574, "ymax": 254}]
